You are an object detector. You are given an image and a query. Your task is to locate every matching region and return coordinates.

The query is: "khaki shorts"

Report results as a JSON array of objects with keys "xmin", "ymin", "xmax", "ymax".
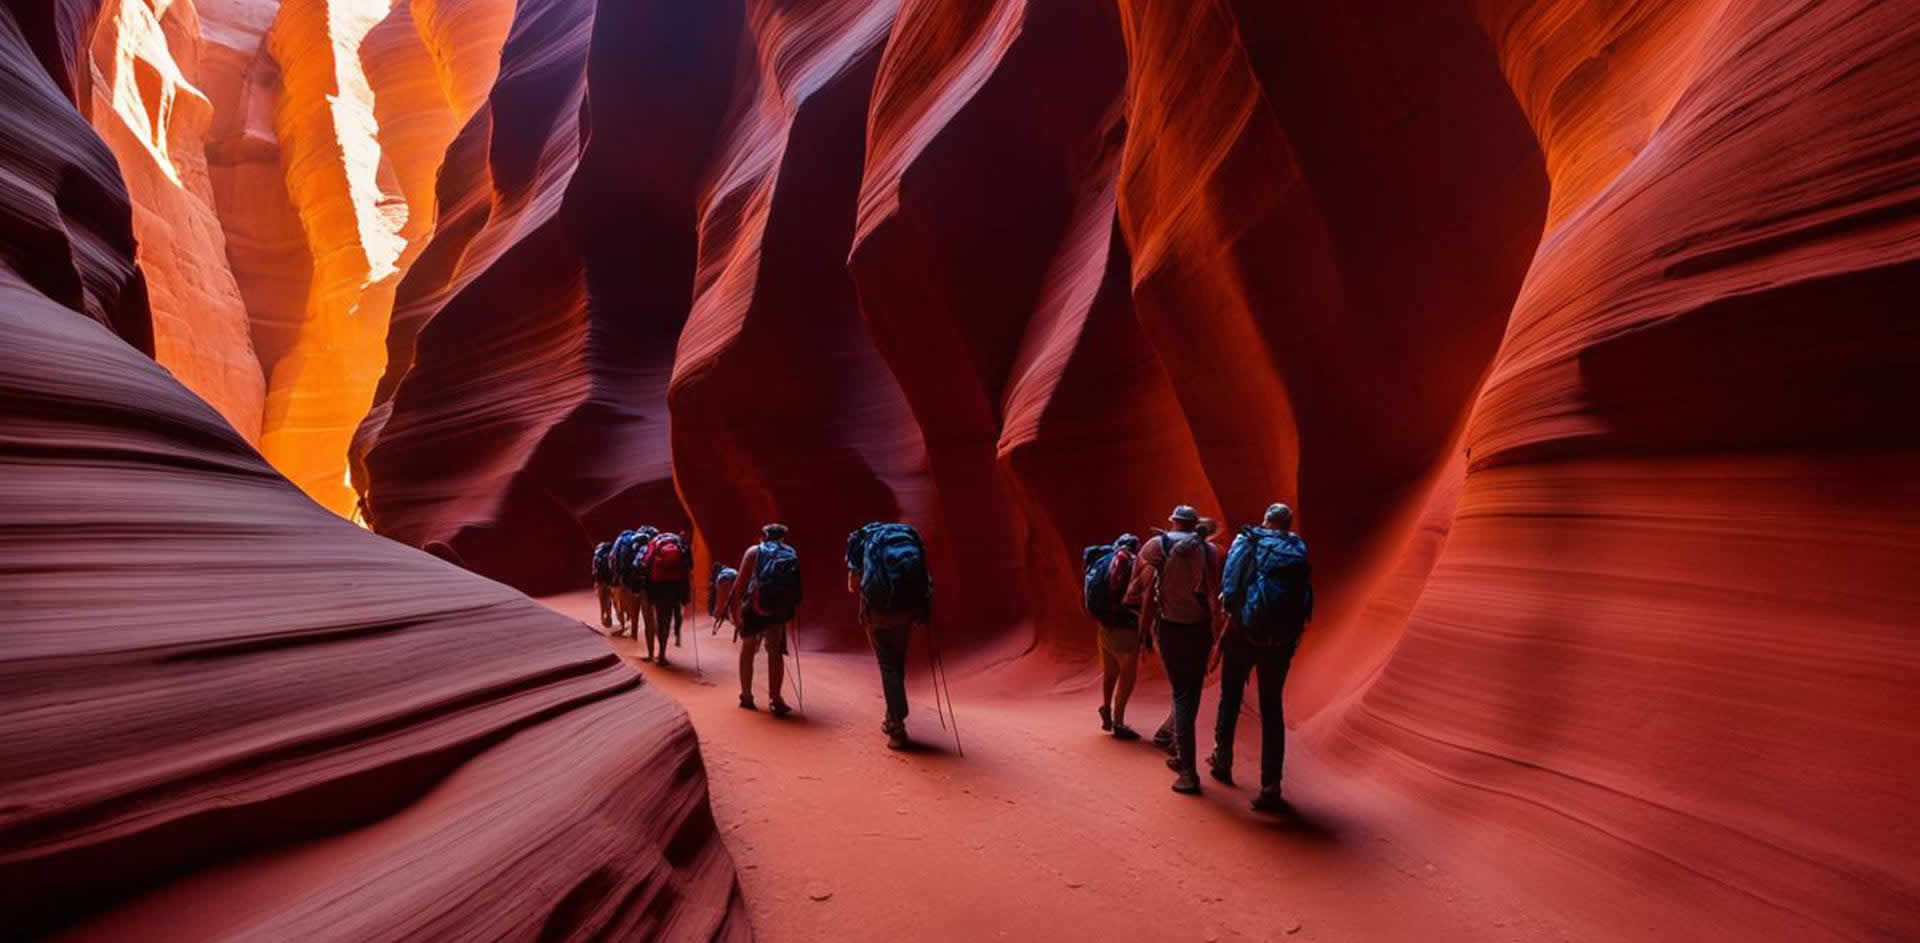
[{"xmin": 1098, "ymin": 624, "xmax": 1142, "ymax": 657}]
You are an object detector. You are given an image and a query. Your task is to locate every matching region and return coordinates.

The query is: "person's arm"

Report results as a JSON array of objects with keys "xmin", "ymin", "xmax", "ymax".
[
  {"xmin": 731, "ymin": 546, "xmax": 757, "ymax": 623},
  {"xmin": 1206, "ymin": 541, "xmax": 1227, "ymax": 637}
]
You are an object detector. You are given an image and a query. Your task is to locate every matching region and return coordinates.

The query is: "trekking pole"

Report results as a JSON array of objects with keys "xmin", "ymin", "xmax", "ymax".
[
  {"xmin": 787, "ymin": 622, "xmax": 806, "ymax": 713},
  {"xmin": 923, "ymin": 623, "xmax": 948, "ymax": 732},
  {"xmin": 929, "ymin": 622, "xmax": 963, "ymax": 757},
  {"xmin": 690, "ymin": 606, "xmax": 702, "ymax": 677}
]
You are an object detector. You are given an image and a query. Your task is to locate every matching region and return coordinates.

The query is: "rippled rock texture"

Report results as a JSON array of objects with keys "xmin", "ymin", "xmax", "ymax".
[
  {"xmin": 12, "ymin": 0, "xmax": 1920, "ymax": 938},
  {"xmin": 0, "ymin": 1, "xmax": 747, "ymax": 938},
  {"xmin": 353, "ymin": 0, "xmax": 1920, "ymax": 936}
]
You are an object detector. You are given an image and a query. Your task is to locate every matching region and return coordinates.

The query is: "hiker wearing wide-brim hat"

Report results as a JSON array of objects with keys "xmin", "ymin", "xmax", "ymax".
[{"xmin": 1124, "ymin": 504, "xmax": 1223, "ymax": 796}]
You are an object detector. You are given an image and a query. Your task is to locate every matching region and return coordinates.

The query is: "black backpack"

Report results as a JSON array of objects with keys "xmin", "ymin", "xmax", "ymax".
[
  {"xmin": 750, "ymin": 541, "xmax": 803, "ymax": 620},
  {"xmin": 1225, "ymin": 527, "xmax": 1313, "ymax": 645},
  {"xmin": 1090, "ymin": 545, "xmax": 1121, "ymax": 626},
  {"xmin": 849, "ymin": 522, "xmax": 931, "ymax": 618}
]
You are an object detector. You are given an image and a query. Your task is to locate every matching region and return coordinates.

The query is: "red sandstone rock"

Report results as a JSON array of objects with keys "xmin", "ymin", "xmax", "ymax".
[
  {"xmin": 86, "ymin": 0, "xmax": 265, "ymax": 441},
  {"xmin": 1330, "ymin": 2, "xmax": 1920, "ymax": 937},
  {"xmin": 11, "ymin": 0, "xmax": 1918, "ymax": 938},
  {"xmin": 0, "ymin": 4, "xmax": 746, "ymax": 938},
  {"xmin": 669, "ymin": 0, "xmax": 925, "ymax": 645}
]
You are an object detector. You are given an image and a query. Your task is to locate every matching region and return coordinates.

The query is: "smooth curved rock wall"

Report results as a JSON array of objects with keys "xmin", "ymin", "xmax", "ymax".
[{"xmin": 0, "ymin": 2, "xmax": 748, "ymax": 937}]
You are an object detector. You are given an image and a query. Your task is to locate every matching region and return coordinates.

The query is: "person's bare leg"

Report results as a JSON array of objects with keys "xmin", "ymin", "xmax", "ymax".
[
  {"xmin": 767, "ymin": 633, "xmax": 787, "ymax": 706},
  {"xmin": 738, "ymin": 635, "xmax": 759, "ymax": 705},
  {"xmin": 1113, "ymin": 652, "xmax": 1140, "ymax": 728}
]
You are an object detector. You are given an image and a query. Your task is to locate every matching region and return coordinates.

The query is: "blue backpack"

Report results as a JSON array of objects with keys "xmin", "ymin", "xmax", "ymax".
[
  {"xmin": 592, "ymin": 541, "xmax": 614, "ymax": 584},
  {"xmin": 610, "ymin": 530, "xmax": 639, "ymax": 583},
  {"xmin": 750, "ymin": 542, "xmax": 803, "ymax": 620},
  {"xmin": 1082, "ymin": 544, "xmax": 1134, "ymax": 627},
  {"xmin": 849, "ymin": 522, "xmax": 930, "ymax": 618},
  {"xmin": 1224, "ymin": 527, "xmax": 1313, "ymax": 645}
]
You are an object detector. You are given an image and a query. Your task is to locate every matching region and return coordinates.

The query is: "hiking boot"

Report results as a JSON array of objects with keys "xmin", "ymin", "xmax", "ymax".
[
  {"xmin": 1250, "ymin": 788, "xmax": 1289, "ymax": 814},
  {"xmin": 1171, "ymin": 772, "xmax": 1202, "ymax": 795},
  {"xmin": 1207, "ymin": 751, "xmax": 1235, "ymax": 786},
  {"xmin": 1166, "ymin": 754, "xmax": 1183, "ymax": 771},
  {"xmin": 770, "ymin": 699, "xmax": 793, "ymax": 718},
  {"xmin": 738, "ymin": 693, "xmax": 757, "ymax": 711},
  {"xmin": 1098, "ymin": 705, "xmax": 1113, "ymax": 732},
  {"xmin": 1152, "ymin": 727, "xmax": 1173, "ymax": 750},
  {"xmin": 883, "ymin": 718, "xmax": 909, "ymax": 750},
  {"xmin": 1111, "ymin": 723, "xmax": 1140, "ymax": 741},
  {"xmin": 656, "ymin": 654, "xmax": 670, "ymax": 667}
]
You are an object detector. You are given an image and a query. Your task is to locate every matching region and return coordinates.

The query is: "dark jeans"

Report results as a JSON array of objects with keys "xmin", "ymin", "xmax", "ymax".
[
  {"xmin": 1214, "ymin": 630, "xmax": 1299, "ymax": 789},
  {"xmin": 869, "ymin": 623, "xmax": 913, "ymax": 723},
  {"xmin": 1157, "ymin": 620, "xmax": 1213, "ymax": 773}
]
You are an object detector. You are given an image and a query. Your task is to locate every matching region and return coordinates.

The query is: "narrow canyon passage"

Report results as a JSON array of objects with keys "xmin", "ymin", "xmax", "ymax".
[
  {"xmin": 4, "ymin": 0, "xmax": 1916, "ymax": 938},
  {"xmin": 543, "ymin": 593, "xmax": 1564, "ymax": 943}
]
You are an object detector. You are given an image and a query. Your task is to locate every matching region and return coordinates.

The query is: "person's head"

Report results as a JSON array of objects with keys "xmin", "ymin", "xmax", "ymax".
[
  {"xmin": 1263, "ymin": 502, "xmax": 1293, "ymax": 531},
  {"xmin": 763, "ymin": 522, "xmax": 789, "ymax": 542},
  {"xmin": 1168, "ymin": 504, "xmax": 1200, "ymax": 532},
  {"xmin": 1115, "ymin": 533, "xmax": 1141, "ymax": 553}
]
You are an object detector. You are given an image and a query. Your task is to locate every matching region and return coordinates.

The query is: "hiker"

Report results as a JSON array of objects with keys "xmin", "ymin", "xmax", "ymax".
[
  {"xmin": 609, "ymin": 529, "xmax": 641, "ymax": 637},
  {"xmin": 1084, "ymin": 533, "xmax": 1144, "ymax": 739},
  {"xmin": 643, "ymin": 530, "xmax": 692, "ymax": 663},
  {"xmin": 710, "ymin": 562, "xmax": 739, "ymax": 636},
  {"xmin": 1150, "ymin": 517, "xmax": 1217, "ymax": 751},
  {"xmin": 1213, "ymin": 503, "xmax": 1313, "ymax": 813},
  {"xmin": 847, "ymin": 521, "xmax": 933, "ymax": 750},
  {"xmin": 624, "ymin": 526, "xmax": 661, "ymax": 651},
  {"xmin": 1124, "ymin": 505, "xmax": 1222, "ymax": 795},
  {"xmin": 730, "ymin": 524, "xmax": 802, "ymax": 716},
  {"xmin": 593, "ymin": 540, "xmax": 616, "ymax": 628}
]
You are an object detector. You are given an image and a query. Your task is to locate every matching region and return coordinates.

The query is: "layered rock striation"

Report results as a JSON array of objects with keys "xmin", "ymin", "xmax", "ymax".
[
  {"xmin": 350, "ymin": 1, "xmax": 1920, "ymax": 936},
  {"xmin": 11, "ymin": 0, "xmax": 1919, "ymax": 938},
  {"xmin": 0, "ymin": 1, "xmax": 747, "ymax": 937}
]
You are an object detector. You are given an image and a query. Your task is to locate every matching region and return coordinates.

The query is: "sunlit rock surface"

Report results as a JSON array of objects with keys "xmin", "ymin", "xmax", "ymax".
[{"xmin": 86, "ymin": 0, "xmax": 265, "ymax": 441}]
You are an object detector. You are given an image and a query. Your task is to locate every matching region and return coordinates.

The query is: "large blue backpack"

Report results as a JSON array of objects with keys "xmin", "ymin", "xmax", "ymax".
[
  {"xmin": 610, "ymin": 530, "xmax": 639, "ymax": 583},
  {"xmin": 849, "ymin": 522, "xmax": 930, "ymax": 618},
  {"xmin": 1224, "ymin": 527, "xmax": 1313, "ymax": 645},
  {"xmin": 750, "ymin": 542, "xmax": 802, "ymax": 620}
]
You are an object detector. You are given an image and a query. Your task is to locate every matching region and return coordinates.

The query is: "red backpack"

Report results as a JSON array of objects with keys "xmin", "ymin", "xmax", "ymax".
[{"xmin": 647, "ymin": 533, "xmax": 689, "ymax": 583}]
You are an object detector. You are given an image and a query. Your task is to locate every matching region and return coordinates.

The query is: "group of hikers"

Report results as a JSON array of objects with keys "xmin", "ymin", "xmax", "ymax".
[
  {"xmin": 1082, "ymin": 502, "xmax": 1312, "ymax": 812},
  {"xmin": 590, "ymin": 501, "xmax": 1313, "ymax": 813}
]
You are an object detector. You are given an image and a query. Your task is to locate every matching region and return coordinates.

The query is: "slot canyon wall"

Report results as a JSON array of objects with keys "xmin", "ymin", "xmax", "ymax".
[
  {"xmin": 3, "ymin": 0, "xmax": 1916, "ymax": 940},
  {"xmin": 0, "ymin": 0, "xmax": 746, "ymax": 938}
]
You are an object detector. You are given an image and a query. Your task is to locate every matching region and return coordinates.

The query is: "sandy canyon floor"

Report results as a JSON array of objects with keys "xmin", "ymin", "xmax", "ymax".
[{"xmin": 543, "ymin": 592, "xmax": 1574, "ymax": 943}]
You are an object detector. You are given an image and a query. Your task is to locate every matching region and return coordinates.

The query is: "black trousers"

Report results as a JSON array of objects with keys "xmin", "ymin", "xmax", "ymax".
[
  {"xmin": 1157, "ymin": 620, "xmax": 1213, "ymax": 773},
  {"xmin": 868, "ymin": 623, "xmax": 913, "ymax": 723},
  {"xmin": 1213, "ymin": 630, "xmax": 1299, "ymax": 789}
]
